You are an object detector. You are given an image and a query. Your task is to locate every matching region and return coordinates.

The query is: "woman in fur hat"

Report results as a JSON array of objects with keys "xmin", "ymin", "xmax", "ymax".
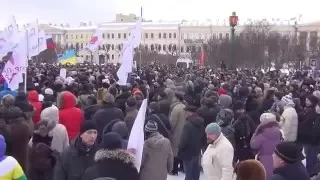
[
  {"xmin": 250, "ymin": 113, "xmax": 282, "ymax": 180},
  {"xmin": 234, "ymin": 159, "xmax": 266, "ymax": 180}
]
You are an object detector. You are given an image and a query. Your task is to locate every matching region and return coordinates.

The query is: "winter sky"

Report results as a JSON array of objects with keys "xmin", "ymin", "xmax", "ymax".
[{"xmin": 0, "ymin": 0, "xmax": 319, "ymax": 27}]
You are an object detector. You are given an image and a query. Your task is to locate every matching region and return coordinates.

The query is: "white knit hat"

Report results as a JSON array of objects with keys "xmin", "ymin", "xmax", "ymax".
[{"xmin": 260, "ymin": 113, "xmax": 276, "ymax": 123}]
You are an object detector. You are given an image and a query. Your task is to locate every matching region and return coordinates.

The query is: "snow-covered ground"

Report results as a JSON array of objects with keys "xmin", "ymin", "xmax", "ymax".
[{"xmin": 167, "ymin": 173, "xmax": 204, "ymax": 180}]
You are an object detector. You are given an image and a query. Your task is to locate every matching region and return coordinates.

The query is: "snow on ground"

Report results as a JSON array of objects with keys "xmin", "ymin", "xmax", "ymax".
[{"xmin": 167, "ymin": 173, "xmax": 204, "ymax": 180}]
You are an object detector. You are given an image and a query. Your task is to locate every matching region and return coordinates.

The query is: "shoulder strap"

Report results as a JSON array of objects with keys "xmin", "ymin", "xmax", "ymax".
[{"xmin": 152, "ymin": 114, "xmax": 169, "ymax": 134}]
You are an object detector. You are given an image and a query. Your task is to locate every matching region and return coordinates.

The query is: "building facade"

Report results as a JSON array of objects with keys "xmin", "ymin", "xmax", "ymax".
[{"xmin": 40, "ymin": 15, "xmax": 320, "ymax": 64}]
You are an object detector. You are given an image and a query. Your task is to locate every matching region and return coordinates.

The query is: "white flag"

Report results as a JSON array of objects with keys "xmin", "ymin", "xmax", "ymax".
[
  {"xmin": 124, "ymin": 18, "xmax": 142, "ymax": 48},
  {"xmin": 2, "ymin": 35, "xmax": 28, "ymax": 90},
  {"xmin": 127, "ymin": 99, "xmax": 148, "ymax": 172},
  {"xmin": 117, "ymin": 45, "xmax": 134, "ymax": 85},
  {"xmin": 87, "ymin": 30, "xmax": 103, "ymax": 52},
  {"xmin": 0, "ymin": 32, "xmax": 10, "ymax": 57},
  {"xmin": 37, "ymin": 30, "xmax": 47, "ymax": 53},
  {"xmin": 26, "ymin": 21, "xmax": 40, "ymax": 57},
  {"xmin": 4, "ymin": 15, "xmax": 20, "ymax": 48}
]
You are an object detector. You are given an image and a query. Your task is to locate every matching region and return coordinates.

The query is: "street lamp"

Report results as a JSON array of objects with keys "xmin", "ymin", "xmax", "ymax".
[{"xmin": 229, "ymin": 11, "xmax": 238, "ymax": 70}]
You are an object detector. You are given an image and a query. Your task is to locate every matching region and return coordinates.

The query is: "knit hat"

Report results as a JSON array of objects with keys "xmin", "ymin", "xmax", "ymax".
[
  {"xmin": 234, "ymin": 160, "xmax": 266, "ymax": 180},
  {"xmin": 274, "ymin": 142, "xmax": 305, "ymax": 164},
  {"xmin": 219, "ymin": 94, "xmax": 232, "ymax": 109},
  {"xmin": 205, "ymin": 123, "xmax": 221, "ymax": 135},
  {"xmin": 281, "ymin": 93, "xmax": 294, "ymax": 106},
  {"xmin": 260, "ymin": 113, "xmax": 276, "ymax": 123},
  {"xmin": 80, "ymin": 121, "xmax": 97, "ymax": 135},
  {"xmin": 145, "ymin": 120, "xmax": 158, "ymax": 133},
  {"xmin": 103, "ymin": 93, "xmax": 115, "ymax": 103},
  {"xmin": 44, "ymin": 88, "xmax": 54, "ymax": 95},
  {"xmin": 307, "ymin": 95, "xmax": 319, "ymax": 106},
  {"xmin": 100, "ymin": 132, "xmax": 122, "ymax": 150}
]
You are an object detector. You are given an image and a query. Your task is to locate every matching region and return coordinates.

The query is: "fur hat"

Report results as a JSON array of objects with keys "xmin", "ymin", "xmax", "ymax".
[
  {"xmin": 34, "ymin": 118, "xmax": 57, "ymax": 137},
  {"xmin": 234, "ymin": 160, "xmax": 266, "ymax": 180},
  {"xmin": 307, "ymin": 95, "xmax": 319, "ymax": 106}
]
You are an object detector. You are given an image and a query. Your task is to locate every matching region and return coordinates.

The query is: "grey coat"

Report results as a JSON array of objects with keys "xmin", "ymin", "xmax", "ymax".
[
  {"xmin": 140, "ymin": 133, "xmax": 174, "ymax": 180},
  {"xmin": 169, "ymin": 101, "xmax": 186, "ymax": 156}
]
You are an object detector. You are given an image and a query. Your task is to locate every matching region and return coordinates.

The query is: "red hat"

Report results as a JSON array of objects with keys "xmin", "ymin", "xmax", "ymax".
[{"xmin": 218, "ymin": 88, "xmax": 227, "ymax": 95}]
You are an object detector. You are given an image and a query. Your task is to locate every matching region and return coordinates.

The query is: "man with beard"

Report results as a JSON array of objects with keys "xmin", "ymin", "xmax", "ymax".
[{"xmin": 202, "ymin": 123, "xmax": 234, "ymax": 180}]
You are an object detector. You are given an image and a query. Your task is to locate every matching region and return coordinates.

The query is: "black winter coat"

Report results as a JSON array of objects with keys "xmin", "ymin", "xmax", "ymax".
[
  {"xmin": 53, "ymin": 137, "xmax": 98, "ymax": 180},
  {"xmin": 178, "ymin": 115, "xmax": 205, "ymax": 160},
  {"xmin": 197, "ymin": 106, "xmax": 220, "ymax": 128},
  {"xmin": 298, "ymin": 107, "xmax": 320, "ymax": 145},
  {"xmin": 272, "ymin": 162, "xmax": 310, "ymax": 180},
  {"xmin": 82, "ymin": 149, "xmax": 139, "ymax": 180},
  {"xmin": 92, "ymin": 103, "xmax": 124, "ymax": 142}
]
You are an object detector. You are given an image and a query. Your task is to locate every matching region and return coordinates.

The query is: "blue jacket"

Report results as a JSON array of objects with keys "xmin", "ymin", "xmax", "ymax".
[{"xmin": 0, "ymin": 82, "xmax": 18, "ymax": 98}]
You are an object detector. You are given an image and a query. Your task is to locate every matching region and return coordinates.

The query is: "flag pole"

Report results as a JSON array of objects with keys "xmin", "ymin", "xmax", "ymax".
[
  {"xmin": 25, "ymin": 28, "xmax": 28, "ymax": 93},
  {"xmin": 139, "ymin": 6, "xmax": 143, "ymax": 68}
]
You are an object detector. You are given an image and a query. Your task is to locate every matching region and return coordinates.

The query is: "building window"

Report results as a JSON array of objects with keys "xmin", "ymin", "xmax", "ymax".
[
  {"xmin": 112, "ymin": 33, "xmax": 115, "ymax": 39},
  {"xmin": 75, "ymin": 35, "xmax": 78, "ymax": 39},
  {"xmin": 219, "ymin": 33, "xmax": 223, "ymax": 40},
  {"xmin": 181, "ymin": 47, "xmax": 184, "ymax": 53},
  {"xmin": 163, "ymin": 33, "xmax": 167, "ymax": 39},
  {"xmin": 145, "ymin": 44, "xmax": 148, "ymax": 51},
  {"xmin": 102, "ymin": 33, "xmax": 105, "ymax": 38},
  {"xmin": 111, "ymin": 54, "xmax": 114, "ymax": 60},
  {"xmin": 111, "ymin": 44, "xmax": 114, "ymax": 50},
  {"xmin": 151, "ymin": 44, "xmax": 154, "ymax": 51},
  {"xmin": 118, "ymin": 33, "xmax": 121, "ymax": 39},
  {"xmin": 66, "ymin": 35, "xmax": 68, "ymax": 39},
  {"xmin": 169, "ymin": 33, "xmax": 172, "ymax": 38},
  {"xmin": 71, "ymin": 34, "xmax": 74, "ymax": 39},
  {"xmin": 173, "ymin": 33, "xmax": 176, "ymax": 38},
  {"xmin": 158, "ymin": 33, "xmax": 161, "ymax": 39},
  {"xmin": 151, "ymin": 33, "xmax": 154, "ymax": 38},
  {"xmin": 124, "ymin": 33, "xmax": 127, "ymax": 39},
  {"xmin": 80, "ymin": 34, "xmax": 83, "ymax": 39},
  {"xmin": 145, "ymin": 33, "xmax": 148, "ymax": 38},
  {"xmin": 107, "ymin": 33, "xmax": 110, "ymax": 39},
  {"xmin": 158, "ymin": 44, "xmax": 162, "ymax": 51},
  {"xmin": 80, "ymin": 43, "xmax": 83, "ymax": 48},
  {"xmin": 163, "ymin": 44, "xmax": 166, "ymax": 51}
]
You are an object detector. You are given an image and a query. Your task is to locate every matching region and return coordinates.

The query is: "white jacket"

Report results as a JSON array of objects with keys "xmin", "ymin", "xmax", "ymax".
[
  {"xmin": 280, "ymin": 105, "xmax": 298, "ymax": 142},
  {"xmin": 202, "ymin": 134, "xmax": 235, "ymax": 180}
]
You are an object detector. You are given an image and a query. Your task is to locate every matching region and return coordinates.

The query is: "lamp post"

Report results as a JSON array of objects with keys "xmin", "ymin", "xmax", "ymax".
[{"xmin": 229, "ymin": 12, "xmax": 238, "ymax": 70}]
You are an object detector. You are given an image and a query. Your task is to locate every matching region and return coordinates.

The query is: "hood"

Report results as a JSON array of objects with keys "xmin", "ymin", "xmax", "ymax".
[
  {"xmin": 111, "ymin": 121, "xmax": 128, "ymax": 139},
  {"xmin": 94, "ymin": 149, "xmax": 135, "ymax": 164},
  {"xmin": 57, "ymin": 91, "xmax": 77, "ymax": 109},
  {"xmin": 27, "ymin": 90, "xmax": 40, "ymax": 102},
  {"xmin": 219, "ymin": 95, "xmax": 232, "ymax": 109},
  {"xmin": 188, "ymin": 115, "xmax": 204, "ymax": 128},
  {"xmin": 255, "ymin": 121, "xmax": 280, "ymax": 140},
  {"xmin": 0, "ymin": 135, "xmax": 6, "ymax": 161},
  {"xmin": 41, "ymin": 105, "xmax": 59, "ymax": 124},
  {"xmin": 145, "ymin": 132, "xmax": 168, "ymax": 149}
]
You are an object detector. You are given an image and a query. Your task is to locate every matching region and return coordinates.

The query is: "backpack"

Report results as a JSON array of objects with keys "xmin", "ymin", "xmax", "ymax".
[{"xmin": 222, "ymin": 125, "xmax": 235, "ymax": 148}]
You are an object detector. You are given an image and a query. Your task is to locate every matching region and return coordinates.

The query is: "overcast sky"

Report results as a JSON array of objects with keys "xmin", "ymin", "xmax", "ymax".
[{"xmin": 0, "ymin": 0, "xmax": 319, "ymax": 27}]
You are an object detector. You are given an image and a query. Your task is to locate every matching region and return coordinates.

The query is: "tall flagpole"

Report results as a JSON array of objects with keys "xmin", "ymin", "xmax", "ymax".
[{"xmin": 139, "ymin": 7, "xmax": 143, "ymax": 68}]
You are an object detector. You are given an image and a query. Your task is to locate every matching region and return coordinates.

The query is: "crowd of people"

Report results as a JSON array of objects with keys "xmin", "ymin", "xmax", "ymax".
[{"xmin": 0, "ymin": 62, "xmax": 319, "ymax": 180}]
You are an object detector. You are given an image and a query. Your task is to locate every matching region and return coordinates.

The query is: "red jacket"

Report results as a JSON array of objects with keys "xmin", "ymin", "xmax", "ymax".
[
  {"xmin": 58, "ymin": 91, "xmax": 83, "ymax": 140},
  {"xmin": 27, "ymin": 90, "xmax": 42, "ymax": 125}
]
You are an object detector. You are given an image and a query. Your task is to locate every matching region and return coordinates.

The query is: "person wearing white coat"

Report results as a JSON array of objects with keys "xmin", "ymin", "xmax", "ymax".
[
  {"xmin": 280, "ymin": 93, "xmax": 298, "ymax": 142},
  {"xmin": 202, "ymin": 123, "xmax": 235, "ymax": 180}
]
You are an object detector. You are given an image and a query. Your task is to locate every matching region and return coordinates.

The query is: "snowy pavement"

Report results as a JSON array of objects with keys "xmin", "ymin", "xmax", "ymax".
[{"xmin": 167, "ymin": 173, "xmax": 204, "ymax": 180}]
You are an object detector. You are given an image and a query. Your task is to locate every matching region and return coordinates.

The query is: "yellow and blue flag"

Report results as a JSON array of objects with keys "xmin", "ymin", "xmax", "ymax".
[{"xmin": 58, "ymin": 50, "xmax": 76, "ymax": 65}]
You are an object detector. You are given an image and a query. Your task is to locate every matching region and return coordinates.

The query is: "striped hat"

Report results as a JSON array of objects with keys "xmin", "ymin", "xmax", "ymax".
[{"xmin": 145, "ymin": 120, "xmax": 158, "ymax": 133}]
